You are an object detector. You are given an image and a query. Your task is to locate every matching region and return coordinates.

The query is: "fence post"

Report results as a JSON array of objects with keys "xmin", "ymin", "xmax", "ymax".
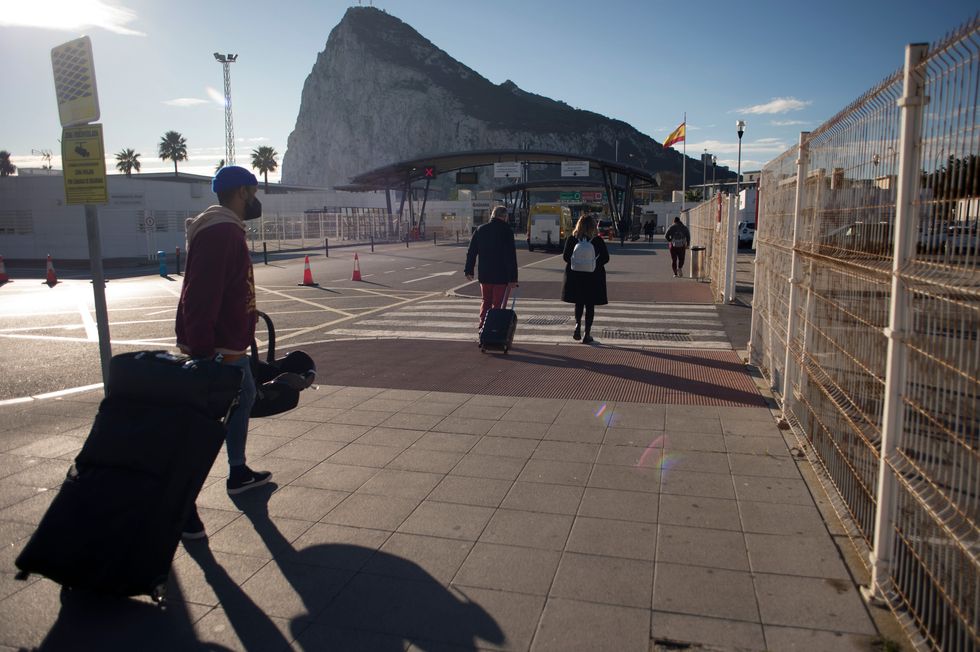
[
  {"xmin": 371, "ymin": 233, "xmax": 374, "ymax": 253},
  {"xmin": 780, "ymin": 132, "xmax": 811, "ymax": 418},
  {"xmin": 262, "ymin": 241, "xmax": 268, "ymax": 265},
  {"xmin": 434, "ymin": 232, "xmax": 437, "ymax": 246},
  {"xmin": 723, "ymin": 198, "xmax": 736, "ymax": 301},
  {"xmin": 863, "ymin": 42, "xmax": 929, "ymax": 606},
  {"xmin": 175, "ymin": 246, "xmax": 181, "ymax": 275},
  {"xmin": 324, "ymin": 238, "xmax": 329, "ymax": 257}
]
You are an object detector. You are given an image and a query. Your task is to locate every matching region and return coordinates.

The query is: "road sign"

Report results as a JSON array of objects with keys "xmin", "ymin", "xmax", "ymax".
[
  {"xmin": 423, "ymin": 166, "xmax": 437, "ymax": 178},
  {"xmin": 51, "ymin": 36, "xmax": 100, "ymax": 127},
  {"xmin": 561, "ymin": 160, "xmax": 590, "ymax": 177},
  {"xmin": 559, "ymin": 192, "xmax": 582, "ymax": 203},
  {"xmin": 581, "ymin": 191, "xmax": 604, "ymax": 202},
  {"xmin": 61, "ymin": 124, "xmax": 108, "ymax": 205},
  {"xmin": 494, "ymin": 162, "xmax": 522, "ymax": 178}
]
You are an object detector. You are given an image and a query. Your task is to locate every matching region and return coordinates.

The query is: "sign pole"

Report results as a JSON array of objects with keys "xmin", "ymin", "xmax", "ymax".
[{"xmin": 85, "ymin": 204, "xmax": 112, "ymax": 388}]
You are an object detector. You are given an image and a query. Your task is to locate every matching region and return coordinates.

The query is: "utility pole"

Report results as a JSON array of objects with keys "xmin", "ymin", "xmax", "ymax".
[
  {"xmin": 213, "ymin": 53, "xmax": 238, "ymax": 165},
  {"xmin": 32, "ymin": 149, "xmax": 53, "ymax": 170}
]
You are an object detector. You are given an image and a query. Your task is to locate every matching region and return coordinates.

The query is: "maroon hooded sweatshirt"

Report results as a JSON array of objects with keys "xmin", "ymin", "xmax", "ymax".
[{"xmin": 175, "ymin": 206, "xmax": 256, "ymax": 357}]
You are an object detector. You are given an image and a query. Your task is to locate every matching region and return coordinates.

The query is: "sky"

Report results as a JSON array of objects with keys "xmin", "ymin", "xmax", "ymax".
[{"xmin": 2, "ymin": 0, "xmax": 976, "ymax": 184}]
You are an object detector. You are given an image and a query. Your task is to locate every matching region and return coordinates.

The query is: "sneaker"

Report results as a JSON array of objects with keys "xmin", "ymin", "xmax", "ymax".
[
  {"xmin": 582, "ymin": 334, "xmax": 594, "ymax": 344},
  {"xmin": 182, "ymin": 507, "xmax": 206, "ymax": 540},
  {"xmin": 226, "ymin": 465, "xmax": 272, "ymax": 495},
  {"xmin": 573, "ymin": 325, "xmax": 581, "ymax": 340}
]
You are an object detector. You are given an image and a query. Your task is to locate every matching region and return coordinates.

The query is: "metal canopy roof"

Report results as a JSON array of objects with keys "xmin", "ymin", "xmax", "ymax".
[
  {"xmin": 336, "ymin": 149, "xmax": 658, "ymax": 191},
  {"xmin": 493, "ymin": 178, "xmax": 625, "ymax": 194}
]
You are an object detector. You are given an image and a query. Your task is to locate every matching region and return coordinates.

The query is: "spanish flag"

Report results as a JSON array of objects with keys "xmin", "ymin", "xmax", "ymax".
[{"xmin": 663, "ymin": 122, "xmax": 686, "ymax": 148}]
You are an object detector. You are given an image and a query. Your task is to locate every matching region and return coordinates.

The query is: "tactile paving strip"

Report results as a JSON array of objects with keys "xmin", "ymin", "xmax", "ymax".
[{"xmin": 306, "ymin": 340, "xmax": 766, "ymax": 406}]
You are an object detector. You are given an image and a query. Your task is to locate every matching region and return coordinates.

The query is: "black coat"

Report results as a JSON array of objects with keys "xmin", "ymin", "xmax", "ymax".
[
  {"xmin": 561, "ymin": 236, "xmax": 610, "ymax": 305},
  {"xmin": 464, "ymin": 219, "xmax": 518, "ymax": 284}
]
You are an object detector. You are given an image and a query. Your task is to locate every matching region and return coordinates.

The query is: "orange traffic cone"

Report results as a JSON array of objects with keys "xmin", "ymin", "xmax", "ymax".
[
  {"xmin": 44, "ymin": 254, "xmax": 58, "ymax": 287},
  {"xmin": 297, "ymin": 255, "xmax": 318, "ymax": 287},
  {"xmin": 0, "ymin": 255, "xmax": 9, "ymax": 284},
  {"xmin": 351, "ymin": 253, "xmax": 362, "ymax": 281}
]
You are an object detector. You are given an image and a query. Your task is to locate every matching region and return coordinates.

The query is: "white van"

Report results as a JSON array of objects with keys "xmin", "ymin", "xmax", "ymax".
[{"xmin": 527, "ymin": 204, "xmax": 572, "ymax": 251}]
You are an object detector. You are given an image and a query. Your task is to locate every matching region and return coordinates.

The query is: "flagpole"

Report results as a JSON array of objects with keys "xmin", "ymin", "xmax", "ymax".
[{"xmin": 681, "ymin": 113, "xmax": 686, "ymax": 214}]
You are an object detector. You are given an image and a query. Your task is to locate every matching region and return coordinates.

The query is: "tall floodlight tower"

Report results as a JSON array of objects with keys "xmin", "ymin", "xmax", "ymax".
[{"xmin": 213, "ymin": 53, "xmax": 238, "ymax": 165}]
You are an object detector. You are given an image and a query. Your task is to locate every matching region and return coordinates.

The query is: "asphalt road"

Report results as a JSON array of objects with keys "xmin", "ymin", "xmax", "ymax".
[{"xmin": 0, "ymin": 241, "xmax": 560, "ymax": 402}]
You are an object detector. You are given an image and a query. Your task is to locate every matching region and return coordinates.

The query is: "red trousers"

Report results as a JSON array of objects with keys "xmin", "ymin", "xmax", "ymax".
[{"xmin": 479, "ymin": 283, "xmax": 509, "ymax": 329}]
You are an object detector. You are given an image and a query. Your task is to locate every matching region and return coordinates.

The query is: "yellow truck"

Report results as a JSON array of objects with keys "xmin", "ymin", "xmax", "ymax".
[{"xmin": 526, "ymin": 203, "xmax": 573, "ymax": 251}]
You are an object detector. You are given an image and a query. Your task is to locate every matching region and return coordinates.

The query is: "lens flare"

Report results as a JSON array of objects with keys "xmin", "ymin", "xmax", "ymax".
[{"xmin": 635, "ymin": 434, "xmax": 680, "ymax": 473}]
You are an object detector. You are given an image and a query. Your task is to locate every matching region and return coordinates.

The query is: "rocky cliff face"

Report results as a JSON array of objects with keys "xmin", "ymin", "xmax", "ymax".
[{"xmin": 281, "ymin": 7, "xmax": 723, "ymax": 190}]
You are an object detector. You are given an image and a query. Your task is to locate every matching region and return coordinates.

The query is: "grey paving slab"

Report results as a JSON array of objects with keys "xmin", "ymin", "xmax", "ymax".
[
  {"xmin": 428, "ymin": 475, "xmax": 513, "ymax": 508},
  {"xmin": 606, "ymin": 405, "xmax": 666, "ymax": 430},
  {"xmin": 565, "ymin": 516, "xmax": 658, "ymax": 561},
  {"xmin": 763, "ymin": 624, "xmax": 884, "ymax": 651},
  {"xmin": 588, "ymin": 463, "xmax": 662, "ymax": 493},
  {"xmin": 284, "ymin": 405, "xmax": 346, "ymax": 422},
  {"xmin": 307, "ymin": 392, "xmax": 373, "ymax": 410},
  {"xmin": 653, "ymin": 562, "xmax": 760, "ymax": 621},
  {"xmin": 450, "ymin": 453, "xmax": 528, "ymax": 481},
  {"xmin": 375, "ymin": 388, "xmax": 431, "ymax": 401},
  {"xmin": 248, "ymin": 418, "xmax": 317, "ymax": 438},
  {"xmin": 552, "ymin": 400, "xmax": 618, "ymax": 425},
  {"xmin": 486, "ymin": 420, "xmax": 551, "ymax": 439},
  {"xmin": 479, "ymin": 509, "xmax": 574, "ymax": 551},
  {"xmin": 658, "ymin": 494, "xmax": 741, "ymax": 531},
  {"xmin": 266, "ymin": 485, "xmax": 348, "ymax": 522},
  {"xmin": 739, "ymin": 500, "xmax": 829, "ymax": 536},
  {"xmin": 356, "ymin": 397, "xmax": 419, "ymax": 413},
  {"xmin": 398, "ymin": 401, "xmax": 463, "ymax": 417},
  {"xmin": 366, "ymin": 532, "xmax": 473, "ymax": 583},
  {"xmin": 602, "ymin": 426, "xmax": 662, "ymax": 446},
  {"xmin": 454, "ymin": 586, "xmax": 544, "ymax": 651},
  {"xmin": 240, "ymin": 559, "xmax": 352, "ymax": 621},
  {"xmin": 0, "ymin": 482, "xmax": 42, "ymax": 511},
  {"xmin": 577, "ymin": 487, "xmax": 659, "ymax": 524},
  {"xmin": 422, "ymin": 391, "xmax": 473, "ymax": 405},
  {"xmin": 500, "ymin": 481, "xmax": 583, "ymax": 515},
  {"xmin": 410, "ymin": 431, "xmax": 480, "ymax": 453},
  {"xmin": 293, "ymin": 623, "xmax": 407, "ymax": 652},
  {"xmin": 659, "ymin": 468, "xmax": 736, "ymax": 499},
  {"xmin": 754, "ymin": 573, "xmax": 878, "ymax": 635},
  {"xmin": 518, "ymin": 459, "xmax": 591, "ymax": 486},
  {"xmin": 726, "ymin": 434, "xmax": 793, "ymax": 455},
  {"xmin": 264, "ymin": 437, "xmax": 346, "ymax": 462},
  {"xmin": 464, "ymin": 394, "xmax": 520, "ymax": 407},
  {"xmin": 453, "ymin": 542, "xmax": 561, "ymax": 595},
  {"xmin": 355, "ymin": 426, "xmax": 427, "ymax": 449},
  {"xmin": 596, "ymin": 443, "xmax": 659, "ymax": 467},
  {"xmin": 206, "ymin": 514, "xmax": 313, "ymax": 560},
  {"xmin": 327, "ymin": 442, "xmax": 403, "ymax": 468},
  {"xmin": 386, "ymin": 447, "xmax": 465, "ymax": 474},
  {"xmin": 170, "ymin": 549, "xmax": 269, "ymax": 607},
  {"xmin": 541, "ymin": 422, "xmax": 606, "ymax": 444},
  {"xmin": 0, "ymin": 490, "xmax": 56, "ymax": 526},
  {"xmin": 300, "ymin": 422, "xmax": 372, "ymax": 442},
  {"xmin": 6, "ymin": 435, "xmax": 82, "ymax": 459},
  {"xmin": 379, "ymin": 411, "xmax": 446, "ymax": 431},
  {"xmin": 292, "ymin": 461, "xmax": 378, "ymax": 492},
  {"xmin": 723, "ymin": 419, "xmax": 784, "ymax": 437},
  {"xmin": 663, "ymin": 432, "xmax": 727, "ymax": 452},
  {"xmin": 242, "ymin": 433, "xmax": 296, "ymax": 457},
  {"xmin": 650, "ymin": 611, "xmax": 766, "ymax": 651},
  {"xmin": 397, "ymin": 500, "xmax": 495, "ymax": 541},
  {"xmin": 322, "ymin": 493, "xmax": 421, "ymax": 531},
  {"xmin": 531, "ymin": 440, "xmax": 599, "ymax": 463},
  {"xmin": 550, "ymin": 551, "xmax": 654, "ymax": 608},
  {"xmin": 452, "ymin": 404, "xmax": 513, "ymax": 420},
  {"xmin": 732, "ymin": 474, "xmax": 816, "ymax": 505},
  {"xmin": 657, "ymin": 525, "xmax": 749, "ymax": 571},
  {"xmin": 355, "ymin": 468, "xmax": 443, "ymax": 500},
  {"xmin": 433, "ymin": 416, "xmax": 498, "ymax": 436},
  {"xmin": 284, "ymin": 522, "xmax": 390, "ymax": 571},
  {"xmin": 470, "ymin": 435, "xmax": 539, "ymax": 459},
  {"xmin": 730, "ymin": 451, "xmax": 803, "ymax": 479},
  {"xmin": 532, "ymin": 597, "xmax": 650, "ymax": 652},
  {"xmin": 745, "ymin": 532, "xmax": 852, "ymax": 579},
  {"xmin": 331, "ymin": 408, "xmax": 398, "ymax": 427},
  {"xmin": 665, "ymin": 415, "xmax": 723, "ymax": 433}
]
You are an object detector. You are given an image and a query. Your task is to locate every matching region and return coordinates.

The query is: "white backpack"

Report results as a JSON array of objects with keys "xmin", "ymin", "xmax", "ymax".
[{"xmin": 570, "ymin": 237, "xmax": 597, "ymax": 272}]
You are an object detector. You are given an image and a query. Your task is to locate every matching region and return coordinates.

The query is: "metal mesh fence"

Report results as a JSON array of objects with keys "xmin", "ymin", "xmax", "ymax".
[
  {"xmin": 686, "ymin": 192, "xmax": 735, "ymax": 300},
  {"xmin": 751, "ymin": 16, "xmax": 979, "ymax": 651}
]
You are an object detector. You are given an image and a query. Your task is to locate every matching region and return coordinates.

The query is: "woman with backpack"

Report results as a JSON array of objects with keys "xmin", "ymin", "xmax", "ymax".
[{"xmin": 561, "ymin": 214, "xmax": 610, "ymax": 344}]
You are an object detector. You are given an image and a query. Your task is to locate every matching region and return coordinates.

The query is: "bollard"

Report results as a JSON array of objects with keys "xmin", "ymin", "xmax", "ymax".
[
  {"xmin": 175, "ymin": 246, "xmax": 181, "ymax": 275},
  {"xmin": 324, "ymin": 237, "xmax": 329, "ymax": 258},
  {"xmin": 157, "ymin": 250, "xmax": 167, "ymax": 277},
  {"xmin": 456, "ymin": 231, "xmax": 459, "ymax": 244},
  {"xmin": 263, "ymin": 241, "xmax": 268, "ymax": 265},
  {"xmin": 406, "ymin": 233, "xmax": 409, "ymax": 248},
  {"xmin": 371, "ymin": 233, "xmax": 375, "ymax": 253},
  {"xmin": 434, "ymin": 233, "xmax": 437, "ymax": 246}
]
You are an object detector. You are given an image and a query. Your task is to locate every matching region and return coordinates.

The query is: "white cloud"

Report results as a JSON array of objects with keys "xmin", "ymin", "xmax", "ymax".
[
  {"xmin": 771, "ymin": 119, "xmax": 808, "ymax": 127},
  {"xmin": 735, "ymin": 97, "xmax": 811, "ymax": 115},
  {"xmin": 1, "ymin": 0, "xmax": 145, "ymax": 36},
  {"xmin": 238, "ymin": 137, "xmax": 270, "ymax": 143},
  {"xmin": 163, "ymin": 98, "xmax": 209, "ymax": 107},
  {"xmin": 686, "ymin": 138, "xmax": 790, "ymax": 156}
]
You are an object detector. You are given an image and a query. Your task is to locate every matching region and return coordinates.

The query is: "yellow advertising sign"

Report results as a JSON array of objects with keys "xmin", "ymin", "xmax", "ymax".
[
  {"xmin": 51, "ymin": 36, "xmax": 101, "ymax": 128},
  {"xmin": 62, "ymin": 124, "xmax": 108, "ymax": 205}
]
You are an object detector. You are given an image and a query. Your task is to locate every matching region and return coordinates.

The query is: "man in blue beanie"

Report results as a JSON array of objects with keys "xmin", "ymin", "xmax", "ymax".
[{"xmin": 175, "ymin": 166, "xmax": 270, "ymax": 539}]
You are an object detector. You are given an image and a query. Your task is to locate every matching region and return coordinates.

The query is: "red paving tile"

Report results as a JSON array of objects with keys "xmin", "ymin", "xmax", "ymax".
[{"xmin": 307, "ymin": 340, "xmax": 766, "ymax": 407}]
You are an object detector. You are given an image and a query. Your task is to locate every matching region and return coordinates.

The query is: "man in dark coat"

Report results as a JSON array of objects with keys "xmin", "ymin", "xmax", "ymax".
[
  {"xmin": 465, "ymin": 205, "xmax": 519, "ymax": 330},
  {"xmin": 665, "ymin": 216, "xmax": 692, "ymax": 277}
]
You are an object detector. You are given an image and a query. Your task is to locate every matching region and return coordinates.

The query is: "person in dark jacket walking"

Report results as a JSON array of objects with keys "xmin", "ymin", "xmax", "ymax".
[
  {"xmin": 465, "ymin": 205, "xmax": 519, "ymax": 330},
  {"xmin": 665, "ymin": 216, "xmax": 691, "ymax": 277},
  {"xmin": 561, "ymin": 214, "xmax": 610, "ymax": 344},
  {"xmin": 174, "ymin": 166, "xmax": 271, "ymax": 539}
]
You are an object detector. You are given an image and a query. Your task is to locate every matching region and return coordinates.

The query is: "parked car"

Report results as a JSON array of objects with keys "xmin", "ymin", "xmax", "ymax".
[
  {"xmin": 822, "ymin": 222, "xmax": 894, "ymax": 255},
  {"xmin": 738, "ymin": 221, "xmax": 756, "ymax": 248},
  {"xmin": 917, "ymin": 225, "xmax": 947, "ymax": 253},
  {"xmin": 597, "ymin": 219, "xmax": 615, "ymax": 240},
  {"xmin": 945, "ymin": 223, "xmax": 978, "ymax": 255}
]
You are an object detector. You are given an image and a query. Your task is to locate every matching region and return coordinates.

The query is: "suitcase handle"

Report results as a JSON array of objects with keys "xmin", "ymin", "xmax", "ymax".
[
  {"xmin": 507, "ymin": 287, "xmax": 519, "ymax": 310},
  {"xmin": 250, "ymin": 311, "xmax": 276, "ymax": 364}
]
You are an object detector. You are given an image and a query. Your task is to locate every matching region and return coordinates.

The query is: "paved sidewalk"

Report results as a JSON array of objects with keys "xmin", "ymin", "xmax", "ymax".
[{"xmin": 0, "ymin": 371, "xmax": 894, "ymax": 651}]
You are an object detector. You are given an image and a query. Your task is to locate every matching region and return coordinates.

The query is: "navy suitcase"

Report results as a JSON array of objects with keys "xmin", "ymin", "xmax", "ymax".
[
  {"xmin": 14, "ymin": 353, "xmax": 242, "ymax": 601},
  {"xmin": 480, "ymin": 290, "xmax": 518, "ymax": 354}
]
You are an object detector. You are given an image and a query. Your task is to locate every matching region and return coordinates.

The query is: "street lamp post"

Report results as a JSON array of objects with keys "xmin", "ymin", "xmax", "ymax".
[
  {"xmin": 725, "ymin": 120, "xmax": 746, "ymax": 302},
  {"xmin": 711, "ymin": 155, "xmax": 717, "ymax": 197},
  {"xmin": 213, "ymin": 52, "xmax": 238, "ymax": 165},
  {"xmin": 702, "ymin": 149, "xmax": 708, "ymax": 201}
]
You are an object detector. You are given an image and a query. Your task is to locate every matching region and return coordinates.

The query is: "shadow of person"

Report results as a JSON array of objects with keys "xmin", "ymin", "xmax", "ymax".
[
  {"xmin": 224, "ymin": 486, "xmax": 504, "ymax": 651},
  {"xmin": 35, "ymin": 575, "xmax": 230, "ymax": 652}
]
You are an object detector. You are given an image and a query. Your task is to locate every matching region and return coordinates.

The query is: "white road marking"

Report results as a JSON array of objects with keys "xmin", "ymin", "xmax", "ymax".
[
  {"xmin": 0, "ymin": 382, "xmax": 105, "ymax": 407},
  {"xmin": 402, "ymin": 271, "xmax": 456, "ymax": 284},
  {"xmin": 256, "ymin": 285, "xmax": 354, "ymax": 317},
  {"xmin": 326, "ymin": 329, "xmax": 731, "ymax": 349},
  {"xmin": 76, "ymin": 295, "xmax": 98, "ymax": 341}
]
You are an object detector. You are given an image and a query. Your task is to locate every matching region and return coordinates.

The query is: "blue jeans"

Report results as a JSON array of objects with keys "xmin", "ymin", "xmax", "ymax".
[{"xmin": 224, "ymin": 356, "xmax": 256, "ymax": 468}]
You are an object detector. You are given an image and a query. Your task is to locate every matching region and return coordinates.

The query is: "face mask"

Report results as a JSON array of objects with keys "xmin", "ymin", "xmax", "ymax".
[{"xmin": 244, "ymin": 196, "xmax": 262, "ymax": 221}]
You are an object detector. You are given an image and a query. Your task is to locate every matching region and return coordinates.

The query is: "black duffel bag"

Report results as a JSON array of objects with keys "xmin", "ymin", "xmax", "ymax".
[
  {"xmin": 250, "ymin": 311, "xmax": 317, "ymax": 418},
  {"xmin": 108, "ymin": 351, "xmax": 243, "ymax": 421}
]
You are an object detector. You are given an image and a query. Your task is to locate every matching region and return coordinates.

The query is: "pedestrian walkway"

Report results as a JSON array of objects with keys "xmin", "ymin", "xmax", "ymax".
[{"xmin": 330, "ymin": 298, "xmax": 731, "ymax": 349}]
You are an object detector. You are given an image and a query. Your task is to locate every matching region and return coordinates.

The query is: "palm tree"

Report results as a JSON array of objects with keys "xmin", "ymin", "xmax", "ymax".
[
  {"xmin": 158, "ymin": 131, "xmax": 187, "ymax": 177},
  {"xmin": 0, "ymin": 151, "xmax": 16, "ymax": 177},
  {"xmin": 215, "ymin": 159, "xmax": 225, "ymax": 173},
  {"xmin": 114, "ymin": 148, "xmax": 141, "ymax": 177},
  {"xmin": 250, "ymin": 146, "xmax": 279, "ymax": 193}
]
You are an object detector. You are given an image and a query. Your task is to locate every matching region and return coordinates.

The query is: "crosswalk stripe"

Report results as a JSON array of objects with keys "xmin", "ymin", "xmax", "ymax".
[{"xmin": 325, "ymin": 297, "xmax": 730, "ymax": 349}]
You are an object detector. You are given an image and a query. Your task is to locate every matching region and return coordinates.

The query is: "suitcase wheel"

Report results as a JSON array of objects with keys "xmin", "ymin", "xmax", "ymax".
[{"xmin": 151, "ymin": 583, "xmax": 168, "ymax": 604}]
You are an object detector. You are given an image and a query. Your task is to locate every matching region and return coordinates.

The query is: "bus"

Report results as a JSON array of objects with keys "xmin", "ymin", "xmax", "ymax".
[{"xmin": 526, "ymin": 203, "xmax": 573, "ymax": 251}]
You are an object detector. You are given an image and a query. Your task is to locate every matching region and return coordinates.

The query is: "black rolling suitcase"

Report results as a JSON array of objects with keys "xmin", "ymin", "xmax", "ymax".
[
  {"xmin": 480, "ymin": 289, "xmax": 518, "ymax": 354},
  {"xmin": 15, "ymin": 351, "xmax": 242, "ymax": 601}
]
